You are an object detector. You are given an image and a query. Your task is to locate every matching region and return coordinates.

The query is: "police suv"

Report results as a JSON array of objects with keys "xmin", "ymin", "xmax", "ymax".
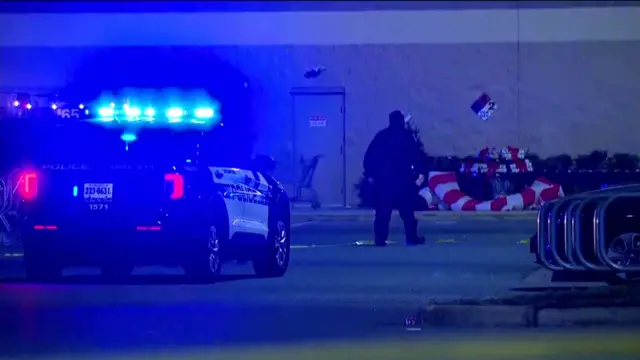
[{"xmin": 6, "ymin": 95, "xmax": 291, "ymax": 282}]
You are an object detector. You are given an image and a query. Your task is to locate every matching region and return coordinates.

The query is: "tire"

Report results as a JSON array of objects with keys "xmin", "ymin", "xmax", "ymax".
[
  {"xmin": 183, "ymin": 222, "xmax": 223, "ymax": 282},
  {"xmin": 23, "ymin": 248, "xmax": 62, "ymax": 283},
  {"xmin": 253, "ymin": 208, "xmax": 290, "ymax": 278},
  {"xmin": 183, "ymin": 196, "xmax": 228, "ymax": 282}
]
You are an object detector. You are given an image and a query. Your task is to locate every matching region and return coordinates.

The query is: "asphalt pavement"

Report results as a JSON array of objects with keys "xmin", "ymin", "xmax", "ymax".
[{"xmin": 0, "ymin": 217, "xmax": 540, "ymax": 358}]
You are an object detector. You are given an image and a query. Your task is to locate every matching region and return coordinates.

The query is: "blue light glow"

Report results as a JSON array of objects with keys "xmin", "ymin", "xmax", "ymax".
[
  {"xmin": 144, "ymin": 107, "xmax": 156, "ymax": 117},
  {"xmin": 88, "ymin": 92, "xmax": 222, "ymax": 130},
  {"xmin": 121, "ymin": 133, "xmax": 137, "ymax": 142},
  {"xmin": 73, "ymin": 186, "xmax": 78, "ymax": 197},
  {"xmin": 166, "ymin": 107, "xmax": 184, "ymax": 118},
  {"xmin": 98, "ymin": 107, "xmax": 115, "ymax": 117},
  {"xmin": 124, "ymin": 106, "xmax": 142, "ymax": 117},
  {"xmin": 194, "ymin": 107, "xmax": 214, "ymax": 119}
]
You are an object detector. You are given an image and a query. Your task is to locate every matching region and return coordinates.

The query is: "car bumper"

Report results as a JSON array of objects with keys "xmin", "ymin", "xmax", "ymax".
[
  {"xmin": 21, "ymin": 223, "xmax": 208, "ymax": 266},
  {"xmin": 19, "ymin": 201, "xmax": 211, "ymax": 266}
]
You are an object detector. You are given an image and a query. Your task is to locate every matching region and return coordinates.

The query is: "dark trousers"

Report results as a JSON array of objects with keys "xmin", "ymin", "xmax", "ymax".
[{"xmin": 373, "ymin": 183, "xmax": 418, "ymax": 243}]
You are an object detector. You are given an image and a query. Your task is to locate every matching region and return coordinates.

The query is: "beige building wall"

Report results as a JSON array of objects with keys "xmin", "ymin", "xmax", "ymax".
[{"xmin": 1, "ymin": 4, "xmax": 639, "ymax": 205}]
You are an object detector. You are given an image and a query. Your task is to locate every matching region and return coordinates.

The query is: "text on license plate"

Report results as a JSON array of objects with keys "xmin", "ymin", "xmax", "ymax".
[{"xmin": 83, "ymin": 183, "xmax": 113, "ymax": 200}]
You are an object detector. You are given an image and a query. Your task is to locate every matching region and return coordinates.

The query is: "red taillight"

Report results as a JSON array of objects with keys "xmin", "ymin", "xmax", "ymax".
[
  {"xmin": 34, "ymin": 225, "xmax": 57, "ymax": 230},
  {"xmin": 18, "ymin": 170, "xmax": 38, "ymax": 200},
  {"xmin": 136, "ymin": 226, "xmax": 162, "ymax": 231},
  {"xmin": 164, "ymin": 173, "xmax": 184, "ymax": 200}
]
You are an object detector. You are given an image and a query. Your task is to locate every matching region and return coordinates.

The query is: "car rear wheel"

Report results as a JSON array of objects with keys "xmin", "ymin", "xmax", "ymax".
[
  {"xmin": 253, "ymin": 215, "xmax": 290, "ymax": 278},
  {"xmin": 183, "ymin": 224, "xmax": 222, "ymax": 282}
]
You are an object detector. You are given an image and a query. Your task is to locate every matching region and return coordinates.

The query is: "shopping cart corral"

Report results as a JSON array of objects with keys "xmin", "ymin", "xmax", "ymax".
[
  {"xmin": 292, "ymin": 155, "xmax": 322, "ymax": 209},
  {"xmin": 532, "ymin": 184, "xmax": 640, "ymax": 285}
]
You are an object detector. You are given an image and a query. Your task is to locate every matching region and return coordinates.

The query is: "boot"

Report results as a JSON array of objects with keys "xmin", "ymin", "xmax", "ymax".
[
  {"xmin": 406, "ymin": 235, "xmax": 426, "ymax": 246},
  {"xmin": 374, "ymin": 239, "xmax": 387, "ymax": 247}
]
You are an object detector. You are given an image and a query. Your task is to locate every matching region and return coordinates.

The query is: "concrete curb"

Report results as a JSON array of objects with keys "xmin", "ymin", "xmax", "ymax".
[
  {"xmin": 291, "ymin": 211, "xmax": 537, "ymax": 223},
  {"xmin": 420, "ymin": 304, "xmax": 640, "ymax": 328},
  {"xmin": 418, "ymin": 286, "xmax": 640, "ymax": 328},
  {"xmin": 538, "ymin": 307, "xmax": 640, "ymax": 327},
  {"xmin": 421, "ymin": 305, "xmax": 535, "ymax": 327}
]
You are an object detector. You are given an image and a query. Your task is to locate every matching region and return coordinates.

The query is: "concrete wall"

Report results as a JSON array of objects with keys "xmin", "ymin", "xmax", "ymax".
[{"xmin": 1, "ymin": 3, "xmax": 639, "ymax": 205}]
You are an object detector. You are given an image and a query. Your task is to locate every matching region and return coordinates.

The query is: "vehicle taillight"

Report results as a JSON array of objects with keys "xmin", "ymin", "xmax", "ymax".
[
  {"xmin": 164, "ymin": 173, "xmax": 184, "ymax": 200},
  {"xmin": 18, "ymin": 170, "xmax": 38, "ymax": 200}
]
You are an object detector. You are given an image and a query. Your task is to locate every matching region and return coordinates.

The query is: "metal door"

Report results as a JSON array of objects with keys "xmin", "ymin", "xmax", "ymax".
[{"xmin": 291, "ymin": 87, "xmax": 345, "ymax": 207}]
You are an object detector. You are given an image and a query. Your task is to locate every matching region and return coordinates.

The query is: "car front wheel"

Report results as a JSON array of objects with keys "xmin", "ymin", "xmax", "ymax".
[{"xmin": 253, "ymin": 215, "xmax": 290, "ymax": 278}]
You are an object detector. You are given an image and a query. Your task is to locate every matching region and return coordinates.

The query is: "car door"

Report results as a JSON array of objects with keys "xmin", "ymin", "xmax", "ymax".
[
  {"xmin": 208, "ymin": 167, "xmax": 268, "ymax": 239},
  {"xmin": 241, "ymin": 170, "xmax": 270, "ymax": 234},
  {"xmin": 209, "ymin": 167, "xmax": 247, "ymax": 238}
]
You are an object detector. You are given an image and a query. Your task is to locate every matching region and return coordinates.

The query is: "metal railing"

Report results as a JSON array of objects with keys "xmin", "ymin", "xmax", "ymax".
[{"xmin": 536, "ymin": 184, "xmax": 640, "ymax": 277}]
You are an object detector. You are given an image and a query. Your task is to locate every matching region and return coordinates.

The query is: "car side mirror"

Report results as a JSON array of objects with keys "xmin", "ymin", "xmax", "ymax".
[{"xmin": 252, "ymin": 154, "xmax": 276, "ymax": 174}]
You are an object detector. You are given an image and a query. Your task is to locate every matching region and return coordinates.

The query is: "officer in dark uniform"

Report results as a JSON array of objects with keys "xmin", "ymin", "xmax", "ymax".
[{"xmin": 363, "ymin": 110, "xmax": 426, "ymax": 246}]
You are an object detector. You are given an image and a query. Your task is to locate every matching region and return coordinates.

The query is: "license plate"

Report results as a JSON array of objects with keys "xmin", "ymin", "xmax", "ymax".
[{"xmin": 83, "ymin": 183, "xmax": 113, "ymax": 200}]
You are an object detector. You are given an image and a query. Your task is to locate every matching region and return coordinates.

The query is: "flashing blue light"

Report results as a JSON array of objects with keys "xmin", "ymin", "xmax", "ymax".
[
  {"xmin": 90, "ymin": 96, "xmax": 221, "ymax": 129},
  {"xmin": 144, "ymin": 107, "xmax": 156, "ymax": 117},
  {"xmin": 194, "ymin": 107, "xmax": 214, "ymax": 119},
  {"xmin": 166, "ymin": 107, "xmax": 184, "ymax": 118},
  {"xmin": 124, "ymin": 106, "xmax": 142, "ymax": 118},
  {"xmin": 73, "ymin": 186, "xmax": 78, "ymax": 197},
  {"xmin": 121, "ymin": 133, "xmax": 137, "ymax": 142},
  {"xmin": 98, "ymin": 107, "xmax": 115, "ymax": 117}
]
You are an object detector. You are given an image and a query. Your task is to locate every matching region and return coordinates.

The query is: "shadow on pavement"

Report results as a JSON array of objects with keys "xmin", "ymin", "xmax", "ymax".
[
  {"xmin": 0, "ymin": 273, "xmax": 257, "ymax": 286},
  {"xmin": 0, "ymin": 301, "xmax": 412, "ymax": 358}
]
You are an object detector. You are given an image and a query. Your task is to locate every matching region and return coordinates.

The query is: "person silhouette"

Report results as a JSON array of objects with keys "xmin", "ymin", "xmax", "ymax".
[{"xmin": 363, "ymin": 110, "xmax": 426, "ymax": 246}]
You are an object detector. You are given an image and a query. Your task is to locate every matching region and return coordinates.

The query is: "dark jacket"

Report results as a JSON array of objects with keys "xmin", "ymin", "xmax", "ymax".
[{"xmin": 363, "ymin": 125, "xmax": 426, "ymax": 189}]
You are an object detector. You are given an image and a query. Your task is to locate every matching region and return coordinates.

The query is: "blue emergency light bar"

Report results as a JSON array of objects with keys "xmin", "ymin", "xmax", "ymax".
[
  {"xmin": 94, "ymin": 102, "xmax": 220, "ymax": 127},
  {"xmin": 2, "ymin": 91, "xmax": 224, "ymax": 131}
]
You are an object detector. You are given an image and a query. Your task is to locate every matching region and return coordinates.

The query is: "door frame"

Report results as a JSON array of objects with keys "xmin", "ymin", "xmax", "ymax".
[{"xmin": 290, "ymin": 86, "xmax": 347, "ymax": 207}]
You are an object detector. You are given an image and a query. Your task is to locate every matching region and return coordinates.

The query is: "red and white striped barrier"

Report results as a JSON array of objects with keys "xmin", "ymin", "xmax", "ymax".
[
  {"xmin": 462, "ymin": 146, "xmax": 534, "ymax": 175},
  {"xmin": 420, "ymin": 171, "xmax": 564, "ymax": 211}
]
